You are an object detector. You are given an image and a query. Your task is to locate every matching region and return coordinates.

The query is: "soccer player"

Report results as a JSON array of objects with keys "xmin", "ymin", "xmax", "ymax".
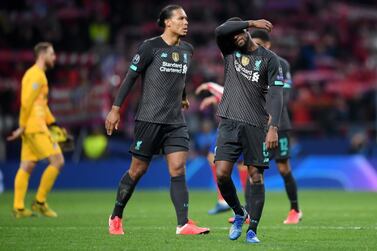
[
  {"xmin": 249, "ymin": 29, "xmax": 302, "ymax": 224},
  {"xmin": 7, "ymin": 42, "xmax": 64, "ymax": 218},
  {"xmin": 105, "ymin": 5, "xmax": 209, "ymax": 235},
  {"xmin": 214, "ymin": 17, "xmax": 283, "ymax": 243}
]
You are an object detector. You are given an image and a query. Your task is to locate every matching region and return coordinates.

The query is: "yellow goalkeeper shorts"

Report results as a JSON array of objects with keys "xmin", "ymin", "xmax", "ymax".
[{"xmin": 21, "ymin": 132, "xmax": 62, "ymax": 161}]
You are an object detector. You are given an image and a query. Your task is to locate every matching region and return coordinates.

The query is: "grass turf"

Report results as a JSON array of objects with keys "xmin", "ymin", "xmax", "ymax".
[{"xmin": 0, "ymin": 190, "xmax": 376, "ymax": 250}]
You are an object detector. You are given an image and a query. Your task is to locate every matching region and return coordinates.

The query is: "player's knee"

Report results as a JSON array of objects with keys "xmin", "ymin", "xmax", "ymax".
[
  {"xmin": 21, "ymin": 162, "xmax": 36, "ymax": 174},
  {"xmin": 250, "ymin": 172, "xmax": 263, "ymax": 184},
  {"xmin": 276, "ymin": 159, "xmax": 290, "ymax": 175},
  {"xmin": 169, "ymin": 166, "xmax": 185, "ymax": 177},
  {"xmin": 216, "ymin": 168, "xmax": 230, "ymax": 183},
  {"xmin": 129, "ymin": 161, "xmax": 148, "ymax": 179},
  {"xmin": 128, "ymin": 168, "xmax": 145, "ymax": 179},
  {"xmin": 170, "ymin": 164, "xmax": 185, "ymax": 175},
  {"xmin": 52, "ymin": 156, "xmax": 65, "ymax": 169}
]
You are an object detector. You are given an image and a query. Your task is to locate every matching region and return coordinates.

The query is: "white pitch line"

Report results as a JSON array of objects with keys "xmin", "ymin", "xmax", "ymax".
[{"xmin": 0, "ymin": 226, "xmax": 376, "ymax": 231}]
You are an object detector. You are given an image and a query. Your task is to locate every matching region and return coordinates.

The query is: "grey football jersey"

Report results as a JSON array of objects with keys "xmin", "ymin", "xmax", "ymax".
[
  {"xmin": 217, "ymin": 45, "xmax": 283, "ymax": 128},
  {"xmin": 129, "ymin": 36, "xmax": 193, "ymax": 124}
]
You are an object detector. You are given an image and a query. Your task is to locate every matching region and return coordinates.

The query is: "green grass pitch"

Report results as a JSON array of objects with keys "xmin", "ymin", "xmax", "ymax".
[{"xmin": 1, "ymin": 190, "xmax": 376, "ymax": 250}]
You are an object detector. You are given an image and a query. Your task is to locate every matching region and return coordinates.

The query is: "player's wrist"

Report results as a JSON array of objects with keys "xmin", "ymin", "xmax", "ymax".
[
  {"xmin": 247, "ymin": 20, "xmax": 255, "ymax": 28},
  {"xmin": 111, "ymin": 105, "xmax": 120, "ymax": 111},
  {"xmin": 268, "ymin": 125, "xmax": 278, "ymax": 131}
]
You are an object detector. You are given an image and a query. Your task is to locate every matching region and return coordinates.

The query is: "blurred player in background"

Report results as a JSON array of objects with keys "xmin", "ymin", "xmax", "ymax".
[
  {"xmin": 105, "ymin": 5, "xmax": 209, "ymax": 235},
  {"xmin": 7, "ymin": 42, "xmax": 64, "ymax": 218},
  {"xmin": 214, "ymin": 17, "xmax": 282, "ymax": 243},
  {"xmin": 249, "ymin": 29, "xmax": 302, "ymax": 224}
]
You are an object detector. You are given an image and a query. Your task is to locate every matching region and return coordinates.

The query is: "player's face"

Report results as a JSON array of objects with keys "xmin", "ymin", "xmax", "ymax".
[
  {"xmin": 233, "ymin": 31, "xmax": 249, "ymax": 49},
  {"xmin": 44, "ymin": 46, "xmax": 56, "ymax": 69},
  {"xmin": 166, "ymin": 8, "xmax": 188, "ymax": 37}
]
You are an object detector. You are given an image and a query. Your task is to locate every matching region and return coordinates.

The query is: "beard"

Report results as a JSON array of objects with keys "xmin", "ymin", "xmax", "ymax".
[
  {"xmin": 239, "ymin": 34, "xmax": 250, "ymax": 50},
  {"xmin": 45, "ymin": 60, "xmax": 55, "ymax": 70}
]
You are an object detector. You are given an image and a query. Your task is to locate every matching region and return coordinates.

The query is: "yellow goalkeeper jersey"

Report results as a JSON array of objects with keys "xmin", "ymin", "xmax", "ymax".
[{"xmin": 19, "ymin": 64, "xmax": 55, "ymax": 133}]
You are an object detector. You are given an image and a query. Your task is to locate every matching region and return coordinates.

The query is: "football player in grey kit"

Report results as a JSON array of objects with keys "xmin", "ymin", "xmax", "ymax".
[
  {"xmin": 250, "ymin": 29, "xmax": 302, "ymax": 224},
  {"xmin": 214, "ymin": 17, "xmax": 283, "ymax": 243},
  {"xmin": 105, "ymin": 4, "xmax": 209, "ymax": 236}
]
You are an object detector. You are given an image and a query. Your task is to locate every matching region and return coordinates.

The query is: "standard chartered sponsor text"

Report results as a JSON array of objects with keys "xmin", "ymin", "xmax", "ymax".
[
  {"xmin": 160, "ymin": 61, "xmax": 187, "ymax": 74},
  {"xmin": 234, "ymin": 60, "xmax": 260, "ymax": 82}
]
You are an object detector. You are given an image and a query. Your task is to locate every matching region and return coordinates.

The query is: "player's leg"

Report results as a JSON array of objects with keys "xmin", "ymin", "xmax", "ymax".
[
  {"xmin": 109, "ymin": 121, "xmax": 159, "ymax": 234},
  {"xmin": 13, "ymin": 160, "xmax": 37, "ymax": 218},
  {"xmin": 13, "ymin": 133, "xmax": 40, "ymax": 218},
  {"xmin": 113, "ymin": 156, "xmax": 149, "ymax": 217},
  {"xmin": 246, "ymin": 166, "xmax": 264, "ymax": 243},
  {"xmin": 277, "ymin": 158, "xmax": 302, "ymax": 224},
  {"xmin": 215, "ymin": 118, "xmax": 247, "ymax": 240},
  {"xmin": 27, "ymin": 132, "xmax": 64, "ymax": 217},
  {"xmin": 163, "ymin": 124, "xmax": 209, "ymax": 235},
  {"xmin": 109, "ymin": 156, "xmax": 150, "ymax": 235},
  {"xmin": 216, "ymin": 160, "xmax": 247, "ymax": 240},
  {"xmin": 241, "ymin": 124, "xmax": 269, "ymax": 243},
  {"xmin": 276, "ymin": 131, "xmax": 302, "ymax": 224},
  {"xmin": 207, "ymin": 148, "xmax": 230, "ymax": 215},
  {"xmin": 228, "ymin": 159, "xmax": 250, "ymax": 224},
  {"xmin": 166, "ymin": 151, "xmax": 189, "ymax": 227}
]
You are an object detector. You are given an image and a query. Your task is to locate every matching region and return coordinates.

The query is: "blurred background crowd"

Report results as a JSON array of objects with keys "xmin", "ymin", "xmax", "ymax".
[{"xmin": 0, "ymin": 0, "xmax": 376, "ymax": 162}]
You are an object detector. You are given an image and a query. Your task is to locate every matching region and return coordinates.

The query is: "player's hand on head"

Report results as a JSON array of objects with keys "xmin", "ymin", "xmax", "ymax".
[
  {"xmin": 200, "ymin": 96, "xmax": 218, "ymax": 111},
  {"xmin": 181, "ymin": 99, "xmax": 190, "ymax": 110},
  {"xmin": 105, "ymin": 106, "xmax": 120, "ymax": 136},
  {"xmin": 265, "ymin": 126, "xmax": 278, "ymax": 149},
  {"xmin": 250, "ymin": 19, "xmax": 273, "ymax": 32},
  {"xmin": 195, "ymin": 83, "xmax": 210, "ymax": 95},
  {"xmin": 7, "ymin": 127, "xmax": 24, "ymax": 141}
]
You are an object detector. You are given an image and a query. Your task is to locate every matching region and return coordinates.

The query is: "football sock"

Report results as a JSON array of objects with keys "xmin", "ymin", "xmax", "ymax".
[
  {"xmin": 217, "ymin": 176, "xmax": 244, "ymax": 216},
  {"xmin": 244, "ymin": 177, "xmax": 252, "ymax": 214},
  {"xmin": 14, "ymin": 168, "xmax": 30, "ymax": 209},
  {"xmin": 248, "ymin": 183, "xmax": 265, "ymax": 234},
  {"xmin": 282, "ymin": 171, "xmax": 299, "ymax": 212},
  {"xmin": 36, "ymin": 165, "xmax": 60, "ymax": 203},
  {"xmin": 170, "ymin": 175, "xmax": 189, "ymax": 226},
  {"xmin": 111, "ymin": 172, "xmax": 138, "ymax": 219}
]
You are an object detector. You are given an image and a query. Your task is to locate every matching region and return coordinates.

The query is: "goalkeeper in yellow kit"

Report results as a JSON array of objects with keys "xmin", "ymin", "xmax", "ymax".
[{"xmin": 7, "ymin": 42, "xmax": 64, "ymax": 218}]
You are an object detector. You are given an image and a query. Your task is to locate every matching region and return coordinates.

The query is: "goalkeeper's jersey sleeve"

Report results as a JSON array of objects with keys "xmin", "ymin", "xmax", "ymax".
[{"xmin": 19, "ymin": 64, "xmax": 52, "ymax": 133}]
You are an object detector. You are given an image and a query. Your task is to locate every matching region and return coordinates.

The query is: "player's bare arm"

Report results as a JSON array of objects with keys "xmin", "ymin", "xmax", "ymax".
[
  {"xmin": 247, "ymin": 19, "xmax": 273, "ymax": 32},
  {"xmin": 105, "ymin": 106, "xmax": 120, "ymax": 136},
  {"xmin": 7, "ymin": 127, "xmax": 25, "ymax": 141}
]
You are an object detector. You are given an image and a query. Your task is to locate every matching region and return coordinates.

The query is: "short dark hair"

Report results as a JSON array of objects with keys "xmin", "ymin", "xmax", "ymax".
[
  {"xmin": 250, "ymin": 29, "xmax": 271, "ymax": 42},
  {"xmin": 34, "ymin": 42, "xmax": 52, "ymax": 58},
  {"xmin": 157, "ymin": 4, "xmax": 183, "ymax": 28}
]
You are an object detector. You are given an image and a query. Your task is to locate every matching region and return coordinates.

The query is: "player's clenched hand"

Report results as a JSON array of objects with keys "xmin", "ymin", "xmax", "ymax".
[
  {"xmin": 7, "ymin": 127, "xmax": 25, "ymax": 141},
  {"xmin": 195, "ymin": 83, "xmax": 210, "ymax": 95},
  {"xmin": 265, "ymin": 126, "xmax": 278, "ymax": 150},
  {"xmin": 200, "ymin": 96, "xmax": 218, "ymax": 110},
  {"xmin": 105, "ymin": 106, "xmax": 120, "ymax": 136},
  {"xmin": 249, "ymin": 19, "xmax": 273, "ymax": 32},
  {"xmin": 181, "ymin": 98, "xmax": 190, "ymax": 110}
]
